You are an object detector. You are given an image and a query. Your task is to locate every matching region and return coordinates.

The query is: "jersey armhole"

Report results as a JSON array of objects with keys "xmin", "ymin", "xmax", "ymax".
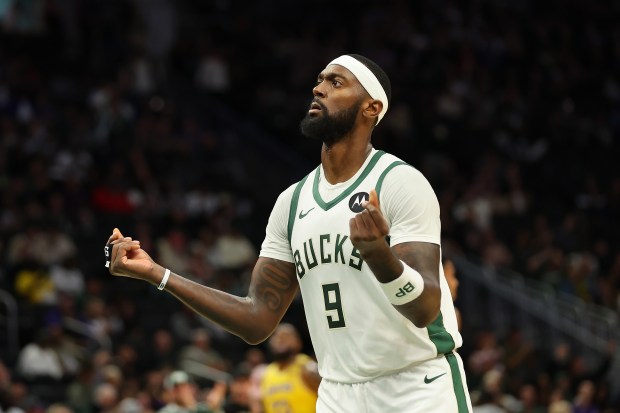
[
  {"xmin": 287, "ymin": 174, "xmax": 310, "ymax": 245},
  {"xmin": 372, "ymin": 160, "xmax": 409, "ymax": 248},
  {"xmin": 375, "ymin": 160, "xmax": 409, "ymax": 199}
]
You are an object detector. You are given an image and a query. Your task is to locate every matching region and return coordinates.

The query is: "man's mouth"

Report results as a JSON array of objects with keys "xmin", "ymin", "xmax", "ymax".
[{"xmin": 309, "ymin": 101, "xmax": 322, "ymax": 114}]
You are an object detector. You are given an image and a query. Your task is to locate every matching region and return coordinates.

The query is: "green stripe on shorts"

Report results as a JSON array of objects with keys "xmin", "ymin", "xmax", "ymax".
[{"xmin": 445, "ymin": 353, "xmax": 469, "ymax": 413}]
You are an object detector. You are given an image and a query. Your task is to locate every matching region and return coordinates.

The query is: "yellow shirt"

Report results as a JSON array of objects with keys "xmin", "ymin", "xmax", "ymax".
[{"xmin": 260, "ymin": 354, "xmax": 318, "ymax": 413}]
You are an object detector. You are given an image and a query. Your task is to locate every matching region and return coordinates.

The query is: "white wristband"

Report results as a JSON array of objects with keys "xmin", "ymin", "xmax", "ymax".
[
  {"xmin": 380, "ymin": 261, "xmax": 424, "ymax": 305},
  {"xmin": 158, "ymin": 268, "xmax": 171, "ymax": 291}
]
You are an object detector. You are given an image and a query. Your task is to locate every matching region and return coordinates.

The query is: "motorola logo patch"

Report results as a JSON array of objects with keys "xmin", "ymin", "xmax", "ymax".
[{"xmin": 349, "ymin": 192, "xmax": 369, "ymax": 213}]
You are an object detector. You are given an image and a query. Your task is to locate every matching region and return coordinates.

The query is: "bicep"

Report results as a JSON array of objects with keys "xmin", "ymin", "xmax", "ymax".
[{"xmin": 248, "ymin": 257, "xmax": 299, "ymax": 329}]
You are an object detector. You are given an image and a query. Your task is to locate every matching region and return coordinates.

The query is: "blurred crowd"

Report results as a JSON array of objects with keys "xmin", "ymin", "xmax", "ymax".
[{"xmin": 0, "ymin": 0, "xmax": 619, "ymax": 412}]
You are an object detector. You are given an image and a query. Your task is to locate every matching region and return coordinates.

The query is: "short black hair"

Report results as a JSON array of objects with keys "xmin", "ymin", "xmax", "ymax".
[{"xmin": 347, "ymin": 54, "xmax": 392, "ymax": 107}]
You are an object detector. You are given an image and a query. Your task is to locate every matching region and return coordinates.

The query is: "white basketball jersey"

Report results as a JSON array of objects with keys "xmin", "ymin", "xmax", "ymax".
[{"xmin": 260, "ymin": 149, "xmax": 461, "ymax": 383}]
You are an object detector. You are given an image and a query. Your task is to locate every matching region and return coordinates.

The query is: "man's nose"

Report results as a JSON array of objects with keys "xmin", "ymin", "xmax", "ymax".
[{"xmin": 313, "ymin": 82, "xmax": 326, "ymax": 98}]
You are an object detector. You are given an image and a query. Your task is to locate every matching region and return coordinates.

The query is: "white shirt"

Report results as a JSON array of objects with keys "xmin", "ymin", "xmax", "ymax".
[{"xmin": 260, "ymin": 149, "xmax": 461, "ymax": 383}]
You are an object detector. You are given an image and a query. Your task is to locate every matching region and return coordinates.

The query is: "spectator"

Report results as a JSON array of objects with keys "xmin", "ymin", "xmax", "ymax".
[
  {"xmin": 221, "ymin": 365, "xmax": 253, "ymax": 413},
  {"xmin": 0, "ymin": 361, "xmax": 25, "ymax": 413},
  {"xmin": 518, "ymin": 384, "xmax": 545, "ymax": 413},
  {"xmin": 141, "ymin": 330, "xmax": 177, "ymax": 372},
  {"xmin": 209, "ymin": 225, "xmax": 257, "ymax": 274},
  {"xmin": 0, "ymin": 1, "xmax": 618, "ymax": 412},
  {"xmin": 548, "ymin": 400, "xmax": 572, "ymax": 413},
  {"xmin": 49, "ymin": 255, "xmax": 85, "ymax": 299},
  {"xmin": 259, "ymin": 324, "xmax": 319, "ymax": 413},
  {"xmin": 93, "ymin": 383, "xmax": 119, "ymax": 413},
  {"xmin": 573, "ymin": 380, "xmax": 600, "ymax": 413},
  {"xmin": 158, "ymin": 371, "xmax": 221, "ymax": 413},
  {"xmin": 157, "ymin": 229, "xmax": 193, "ymax": 278},
  {"xmin": 16, "ymin": 329, "xmax": 65, "ymax": 381},
  {"xmin": 65, "ymin": 362, "xmax": 95, "ymax": 413},
  {"xmin": 177, "ymin": 329, "xmax": 227, "ymax": 373}
]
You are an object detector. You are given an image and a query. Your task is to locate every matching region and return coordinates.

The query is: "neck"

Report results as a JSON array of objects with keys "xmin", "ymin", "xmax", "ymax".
[
  {"xmin": 275, "ymin": 354, "xmax": 297, "ymax": 369},
  {"xmin": 321, "ymin": 132, "xmax": 373, "ymax": 184}
]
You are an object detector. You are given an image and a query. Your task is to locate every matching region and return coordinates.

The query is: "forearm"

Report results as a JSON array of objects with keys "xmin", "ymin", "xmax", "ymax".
[
  {"xmin": 107, "ymin": 231, "xmax": 299, "ymax": 345},
  {"xmin": 361, "ymin": 241, "xmax": 441, "ymax": 327},
  {"xmin": 162, "ymin": 269, "xmax": 265, "ymax": 344},
  {"xmin": 151, "ymin": 259, "xmax": 298, "ymax": 344},
  {"xmin": 359, "ymin": 241, "xmax": 403, "ymax": 283}
]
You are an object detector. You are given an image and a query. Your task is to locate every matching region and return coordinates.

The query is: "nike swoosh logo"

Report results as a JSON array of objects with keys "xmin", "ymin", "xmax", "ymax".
[
  {"xmin": 424, "ymin": 372, "xmax": 447, "ymax": 384},
  {"xmin": 298, "ymin": 207, "xmax": 315, "ymax": 219}
]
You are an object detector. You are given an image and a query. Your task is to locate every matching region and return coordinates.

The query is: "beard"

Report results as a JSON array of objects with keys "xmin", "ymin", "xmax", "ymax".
[
  {"xmin": 300, "ymin": 98, "xmax": 362, "ymax": 146},
  {"xmin": 270, "ymin": 348, "xmax": 297, "ymax": 363}
]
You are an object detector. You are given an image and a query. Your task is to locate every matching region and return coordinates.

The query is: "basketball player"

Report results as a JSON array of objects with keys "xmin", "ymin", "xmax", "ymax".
[
  {"xmin": 106, "ymin": 54, "xmax": 472, "ymax": 412},
  {"xmin": 259, "ymin": 323, "xmax": 319, "ymax": 413}
]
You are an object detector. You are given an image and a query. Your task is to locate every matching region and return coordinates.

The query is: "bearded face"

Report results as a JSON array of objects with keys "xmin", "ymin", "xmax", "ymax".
[
  {"xmin": 268, "ymin": 325, "xmax": 302, "ymax": 363},
  {"xmin": 300, "ymin": 98, "xmax": 363, "ymax": 146},
  {"xmin": 270, "ymin": 347, "xmax": 297, "ymax": 362}
]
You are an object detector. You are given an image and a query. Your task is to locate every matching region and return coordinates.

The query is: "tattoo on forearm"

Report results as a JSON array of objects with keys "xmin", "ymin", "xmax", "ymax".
[{"xmin": 252, "ymin": 260, "xmax": 295, "ymax": 313}]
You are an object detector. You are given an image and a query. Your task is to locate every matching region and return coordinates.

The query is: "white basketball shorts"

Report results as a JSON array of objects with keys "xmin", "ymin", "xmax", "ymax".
[{"xmin": 316, "ymin": 352, "xmax": 472, "ymax": 413}]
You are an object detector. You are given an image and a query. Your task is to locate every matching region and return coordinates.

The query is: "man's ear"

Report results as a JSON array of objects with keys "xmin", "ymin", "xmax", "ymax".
[{"xmin": 363, "ymin": 99, "xmax": 383, "ymax": 124}]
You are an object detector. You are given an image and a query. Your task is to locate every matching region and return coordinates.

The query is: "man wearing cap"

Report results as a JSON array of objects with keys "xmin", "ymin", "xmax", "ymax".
[
  {"xmin": 107, "ymin": 54, "xmax": 472, "ymax": 412},
  {"xmin": 158, "ymin": 371, "xmax": 222, "ymax": 413}
]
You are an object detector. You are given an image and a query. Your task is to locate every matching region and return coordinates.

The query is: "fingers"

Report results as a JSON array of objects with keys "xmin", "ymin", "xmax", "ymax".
[
  {"xmin": 359, "ymin": 192, "xmax": 389, "ymax": 235},
  {"xmin": 350, "ymin": 188, "xmax": 388, "ymax": 239},
  {"xmin": 107, "ymin": 228, "xmax": 133, "ymax": 251},
  {"xmin": 367, "ymin": 209, "xmax": 389, "ymax": 234},
  {"xmin": 361, "ymin": 190, "xmax": 381, "ymax": 218},
  {"xmin": 110, "ymin": 240, "xmax": 141, "ymax": 274},
  {"xmin": 107, "ymin": 227, "xmax": 126, "ymax": 244},
  {"xmin": 114, "ymin": 240, "xmax": 141, "ymax": 258},
  {"xmin": 349, "ymin": 216, "xmax": 359, "ymax": 234},
  {"xmin": 357, "ymin": 208, "xmax": 376, "ymax": 231},
  {"xmin": 350, "ymin": 210, "xmax": 386, "ymax": 242},
  {"xmin": 368, "ymin": 188, "xmax": 379, "ymax": 208}
]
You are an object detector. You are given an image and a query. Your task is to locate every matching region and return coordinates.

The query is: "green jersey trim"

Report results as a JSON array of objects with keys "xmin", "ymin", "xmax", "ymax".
[
  {"xmin": 312, "ymin": 151, "xmax": 386, "ymax": 211},
  {"xmin": 426, "ymin": 312, "xmax": 456, "ymax": 355},
  {"xmin": 445, "ymin": 353, "xmax": 470, "ymax": 412},
  {"xmin": 287, "ymin": 174, "xmax": 310, "ymax": 244},
  {"xmin": 375, "ymin": 160, "xmax": 409, "ymax": 199}
]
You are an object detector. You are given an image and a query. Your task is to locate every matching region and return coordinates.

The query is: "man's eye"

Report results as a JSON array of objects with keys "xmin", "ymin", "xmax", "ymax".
[{"xmin": 332, "ymin": 80, "xmax": 341, "ymax": 87}]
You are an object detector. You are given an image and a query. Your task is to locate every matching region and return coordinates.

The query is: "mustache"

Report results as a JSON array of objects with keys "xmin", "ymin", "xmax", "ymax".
[{"xmin": 311, "ymin": 98, "xmax": 328, "ymax": 112}]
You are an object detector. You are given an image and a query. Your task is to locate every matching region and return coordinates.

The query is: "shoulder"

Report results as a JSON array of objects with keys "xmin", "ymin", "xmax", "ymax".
[
  {"xmin": 268, "ymin": 179, "xmax": 307, "ymax": 222},
  {"xmin": 263, "ymin": 361, "xmax": 281, "ymax": 377},
  {"xmin": 274, "ymin": 172, "xmax": 314, "ymax": 207},
  {"xmin": 275, "ymin": 182, "xmax": 299, "ymax": 204},
  {"xmin": 295, "ymin": 353, "xmax": 313, "ymax": 365},
  {"xmin": 372, "ymin": 151, "xmax": 418, "ymax": 179},
  {"xmin": 375, "ymin": 154, "xmax": 435, "ymax": 198},
  {"xmin": 376, "ymin": 151, "xmax": 423, "ymax": 178}
]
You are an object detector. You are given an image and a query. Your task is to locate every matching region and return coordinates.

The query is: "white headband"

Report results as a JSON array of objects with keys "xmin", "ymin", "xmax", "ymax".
[{"xmin": 328, "ymin": 55, "xmax": 389, "ymax": 124}]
